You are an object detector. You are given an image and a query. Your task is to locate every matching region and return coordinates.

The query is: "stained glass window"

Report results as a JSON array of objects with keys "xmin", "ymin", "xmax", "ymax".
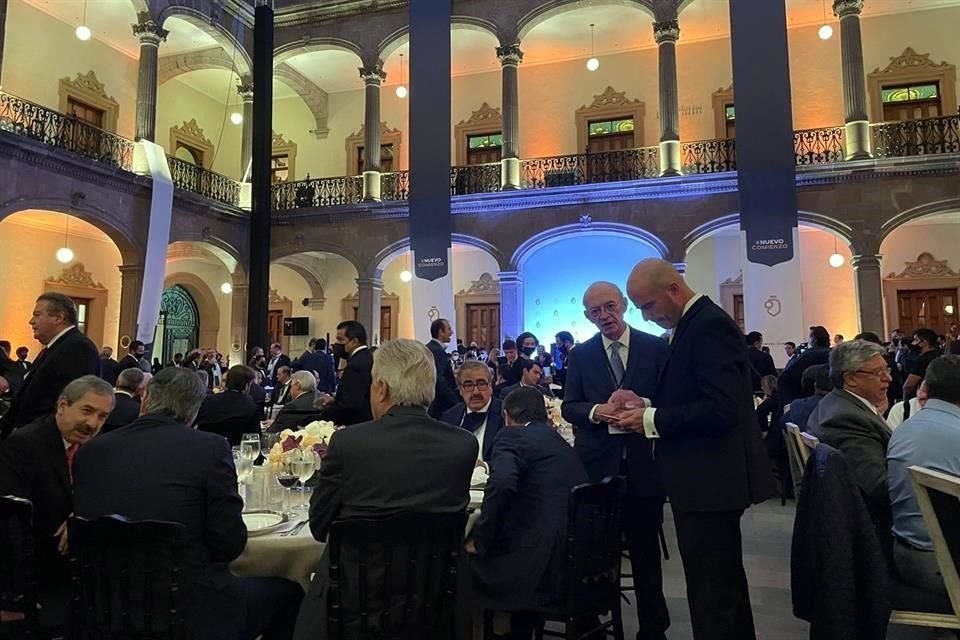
[
  {"xmin": 881, "ymin": 83, "xmax": 939, "ymax": 104},
  {"xmin": 588, "ymin": 118, "xmax": 634, "ymax": 137},
  {"xmin": 467, "ymin": 133, "xmax": 503, "ymax": 149},
  {"xmin": 725, "ymin": 105, "xmax": 736, "ymax": 121}
]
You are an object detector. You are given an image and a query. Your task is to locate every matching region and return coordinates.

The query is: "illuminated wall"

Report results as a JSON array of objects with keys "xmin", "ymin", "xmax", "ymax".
[{"xmin": 520, "ymin": 231, "xmax": 664, "ymax": 343}]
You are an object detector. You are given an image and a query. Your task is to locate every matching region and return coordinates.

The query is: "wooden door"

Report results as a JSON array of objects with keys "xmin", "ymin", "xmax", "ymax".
[
  {"xmin": 897, "ymin": 288, "xmax": 957, "ymax": 335},
  {"xmin": 465, "ymin": 304, "xmax": 500, "ymax": 351},
  {"xmin": 351, "ymin": 306, "xmax": 392, "ymax": 343},
  {"xmin": 267, "ymin": 310, "xmax": 284, "ymax": 347}
]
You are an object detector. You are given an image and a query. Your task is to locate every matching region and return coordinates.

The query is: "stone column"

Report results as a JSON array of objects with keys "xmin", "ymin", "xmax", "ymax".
[
  {"xmin": 238, "ymin": 80, "xmax": 255, "ymax": 181},
  {"xmin": 356, "ymin": 276, "xmax": 384, "ymax": 345},
  {"xmin": 496, "ymin": 44, "xmax": 523, "ymax": 190},
  {"xmin": 0, "ymin": 0, "xmax": 8, "ymax": 86},
  {"xmin": 230, "ymin": 282, "xmax": 249, "ymax": 357},
  {"xmin": 497, "ymin": 271, "xmax": 523, "ymax": 344},
  {"xmin": 834, "ymin": 0, "xmax": 872, "ymax": 160},
  {"xmin": 118, "ymin": 264, "xmax": 145, "ymax": 349},
  {"xmin": 132, "ymin": 13, "xmax": 168, "ymax": 142},
  {"xmin": 852, "ymin": 254, "xmax": 885, "ymax": 336},
  {"xmin": 360, "ymin": 64, "xmax": 385, "ymax": 202},
  {"xmin": 654, "ymin": 19, "xmax": 681, "ymax": 176}
]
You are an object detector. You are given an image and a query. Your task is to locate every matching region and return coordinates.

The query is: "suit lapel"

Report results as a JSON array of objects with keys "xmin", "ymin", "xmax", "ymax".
[
  {"xmin": 621, "ymin": 328, "xmax": 644, "ymax": 390},
  {"xmin": 42, "ymin": 417, "xmax": 72, "ymax": 497},
  {"xmin": 483, "ymin": 409, "xmax": 501, "ymax": 460},
  {"xmin": 589, "ymin": 335, "xmax": 618, "ymax": 392},
  {"xmin": 657, "ymin": 297, "xmax": 708, "ymax": 386}
]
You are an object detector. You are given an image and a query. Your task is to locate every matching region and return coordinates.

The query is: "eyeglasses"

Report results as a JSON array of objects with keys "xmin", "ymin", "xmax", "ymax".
[
  {"xmin": 460, "ymin": 380, "xmax": 490, "ymax": 392},
  {"xmin": 587, "ymin": 301, "xmax": 621, "ymax": 320},
  {"xmin": 855, "ymin": 367, "xmax": 891, "ymax": 378}
]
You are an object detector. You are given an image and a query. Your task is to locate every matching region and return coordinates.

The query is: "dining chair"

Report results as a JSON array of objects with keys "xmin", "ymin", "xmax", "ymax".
[
  {"xmin": 784, "ymin": 423, "xmax": 807, "ymax": 499},
  {"xmin": 68, "ymin": 515, "xmax": 186, "ymax": 640},
  {"xmin": 0, "ymin": 496, "xmax": 37, "ymax": 640},
  {"xmin": 326, "ymin": 511, "xmax": 467, "ymax": 640}
]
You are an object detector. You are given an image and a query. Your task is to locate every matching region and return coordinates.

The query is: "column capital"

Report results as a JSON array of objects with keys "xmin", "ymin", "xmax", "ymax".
[
  {"xmin": 497, "ymin": 270, "xmax": 522, "ymax": 284},
  {"xmin": 132, "ymin": 13, "xmax": 168, "ymax": 46},
  {"xmin": 496, "ymin": 43, "xmax": 524, "ymax": 66},
  {"xmin": 653, "ymin": 19, "xmax": 680, "ymax": 44},
  {"xmin": 851, "ymin": 253, "xmax": 882, "ymax": 269},
  {"xmin": 118, "ymin": 264, "xmax": 145, "ymax": 276},
  {"xmin": 237, "ymin": 81, "xmax": 254, "ymax": 102},
  {"xmin": 356, "ymin": 276, "xmax": 385, "ymax": 290},
  {"xmin": 833, "ymin": 0, "xmax": 864, "ymax": 19},
  {"xmin": 359, "ymin": 64, "xmax": 386, "ymax": 86}
]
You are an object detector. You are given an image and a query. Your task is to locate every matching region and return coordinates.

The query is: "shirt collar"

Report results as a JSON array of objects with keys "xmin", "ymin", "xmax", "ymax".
[
  {"xmin": 350, "ymin": 345, "xmax": 369, "ymax": 356},
  {"xmin": 921, "ymin": 398, "xmax": 960, "ymax": 421},
  {"xmin": 601, "ymin": 324, "xmax": 631, "ymax": 352},
  {"xmin": 45, "ymin": 325, "xmax": 75, "ymax": 348},
  {"xmin": 115, "ymin": 389, "xmax": 135, "ymax": 398},
  {"xmin": 467, "ymin": 400, "xmax": 492, "ymax": 415},
  {"xmin": 682, "ymin": 294, "xmax": 704, "ymax": 319},
  {"xmin": 845, "ymin": 389, "xmax": 880, "ymax": 415}
]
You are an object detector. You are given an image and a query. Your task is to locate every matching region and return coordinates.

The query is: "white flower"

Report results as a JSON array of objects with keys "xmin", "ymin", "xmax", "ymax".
[{"xmin": 303, "ymin": 420, "xmax": 337, "ymax": 446}]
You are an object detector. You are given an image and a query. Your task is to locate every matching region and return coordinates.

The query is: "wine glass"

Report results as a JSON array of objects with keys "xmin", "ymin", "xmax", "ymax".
[
  {"xmin": 232, "ymin": 446, "xmax": 252, "ymax": 500},
  {"xmin": 293, "ymin": 449, "xmax": 317, "ymax": 511},
  {"xmin": 241, "ymin": 433, "xmax": 261, "ymax": 464},
  {"xmin": 274, "ymin": 451, "xmax": 299, "ymax": 515}
]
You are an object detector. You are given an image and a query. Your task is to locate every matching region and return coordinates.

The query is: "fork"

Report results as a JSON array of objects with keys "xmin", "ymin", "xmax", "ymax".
[{"xmin": 281, "ymin": 520, "xmax": 308, "ymax": 537}]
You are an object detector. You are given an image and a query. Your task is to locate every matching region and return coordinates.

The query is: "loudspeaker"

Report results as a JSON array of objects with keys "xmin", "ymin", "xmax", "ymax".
[{"xmin": 283, "ymin": 317, "xmax": 309, "ymax": 336}]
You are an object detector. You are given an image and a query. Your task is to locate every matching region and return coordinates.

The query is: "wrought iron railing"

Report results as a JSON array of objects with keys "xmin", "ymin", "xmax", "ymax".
[
  {"xmin": 872, "ymin": 115, "xmax": 960, "ymax": 158},
  {"xmin": 521, "ymin": 153, "xmax": 586, "ymax": 189},
  {"xmin": 450, "ymin": 163, "xmax": 501, "ymax": 195},
  {"xmin": 794, "ymin": 126, "xmax": 845, "ymax": 165},
  {"xmin": 167, "ymin": 156, "xmax": 241, "ymax": 207},
  {"xmin": 381, "ymin": 171, "xmax": 410, "ymax": 201},
  {"xmin": 272, "ymin": 174, "xmax": 363, "ymax": 210},
  {"xmin": 0, "ymin": 91, "xmax": 135, "ymax": 170},
  {"xmin": 681, "ymin": 138, "xmax": 736, "ymax": 174},
  {"xmin": 520, "ymin": 147, "xmax": 659, "ymax": 188}
]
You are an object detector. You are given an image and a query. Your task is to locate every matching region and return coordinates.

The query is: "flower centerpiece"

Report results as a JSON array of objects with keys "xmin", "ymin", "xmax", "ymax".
[
  {"xmin": 545, "ymin": 396, "xmax": 575, "ymax": 446},
  {"xmin": 267, "ymin": 420, "xmax": 338, "ymax": 471}
]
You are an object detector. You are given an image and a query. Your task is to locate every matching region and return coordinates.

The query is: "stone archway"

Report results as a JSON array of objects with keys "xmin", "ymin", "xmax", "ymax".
[{"xmin": 162, "ymin": 272, "xmax": 220, "ymax": 350}]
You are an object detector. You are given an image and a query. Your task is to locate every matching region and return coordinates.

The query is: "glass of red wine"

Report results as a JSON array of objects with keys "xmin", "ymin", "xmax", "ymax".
[{"xmin": 274, "ymin": 451, "xmax": 300, "ymax": 516}]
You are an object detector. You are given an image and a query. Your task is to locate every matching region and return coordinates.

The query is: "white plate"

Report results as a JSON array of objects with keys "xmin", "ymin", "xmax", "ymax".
[{"xmin": 242, "ymin": 510, "xmax": 288, "ymax": 537}]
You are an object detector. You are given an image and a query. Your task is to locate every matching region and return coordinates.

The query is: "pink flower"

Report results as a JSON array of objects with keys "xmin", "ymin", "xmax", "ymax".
[{"xmin": 281, "ymin": 434, "xmax": 302, "ymax": 452}]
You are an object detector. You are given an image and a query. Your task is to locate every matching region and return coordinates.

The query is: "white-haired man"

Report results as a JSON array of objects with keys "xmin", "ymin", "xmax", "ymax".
[
  {"xmin": 269, "ymin": 370, "xmax": 318, "ymax": 432},
  {"xmin": 293, "ymin": 339, "xmax": 478, "ymax": 640}
]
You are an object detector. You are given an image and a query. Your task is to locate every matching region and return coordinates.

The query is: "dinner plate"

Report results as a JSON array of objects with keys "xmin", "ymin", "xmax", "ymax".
[{"xmin": 242, "ymin": 510, "xmax": 288, "ymax": 537}]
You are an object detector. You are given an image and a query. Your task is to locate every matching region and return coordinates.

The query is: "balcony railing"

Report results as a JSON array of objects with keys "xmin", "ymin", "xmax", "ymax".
[
  {"xmin": 681, "ymin": 138, "xmax": 736, "ymax": 174},
  {"xmin": 451, "ymin": 163, "xmax": 501, "ymax": 195},
  {"xmin": 0, "ymin": 91, "xmax": 134, "ymax": 170},
  {"xmin": 872, "ymin": 115, "xmax": 960, "ymax": 158},
  {"xmin": 794, "ymin": 126, "xmax": 845, "ymax": 165},
  {"xmin": 381, "ymin": 170, "xmax": 409, "ymax": 201},
  {"xmin": 273, "ymin": 174, "xmax": 363, "ymax": 210},
  {"xmin": 167, "ymin": 156, "xmax": 241, "ymax": 207},
  {"xmin": 520, "ymin": 147, "xmax": 659, "ymax": 189}
]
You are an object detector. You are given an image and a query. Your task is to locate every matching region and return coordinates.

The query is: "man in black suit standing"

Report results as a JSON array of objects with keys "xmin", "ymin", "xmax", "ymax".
[
  {"xmin": 15, "ymin": 346, "xmax": 31, "ymax": 372},
  {"xmin": 617, "ymin": 259, "xmax": 775, "ymax": 640},
  {"xmin": 498, "ymin": 358, "xmax": 555, "ymax": 400},
  {"xmin": 318, "ymin": 321, "xmax": 373, "ymax": 426},
  {"xmin": 746, "ymin": 331, "xmax": 777, "ymax": 393},
  {"xmin": 293, "ymin": 339, "xmax": 478, "ymax": 640},
  {"xmin": 440, "ymin": 360, "xmax": 504, "ymax": 463},
  {"xmin": 561, "ymin": 281, "xmax": 670, "ymax": 640},
  {"xmin": 0, "ymin": 293, "xmax": 101, "ymax": 438},
  {"xmin": 266, "ymin": 342, "xmax": 291, "ymax": 386},
  {"xmin": 73, "ymin": 367, "xmax": 301, "ymax": 640},
  {"xmin": 0, "ymin": 376, "xmax": 114, "ymax": 620},
  {"xmin": 293, "ymin": 338, "xmax": 336, "ymax": 394},
  {"xmin": 99, "ymin": 346, "xmax": 120, "ymax": 386},
  {"xmin": 195, "ymin": 365, "xmax": 263, "ymax": 445},
  {"xmin": 101, "ymin": 367, "xmax": 147, "ymax": 433},
  {"xmin": 467, "ymin": 387, "xmax": 588, "ymax": 638},
  {"xmin": 117, "ymin": 340, "xmax": 150, "ymax": 374},
  {"xmin": 778, "ymin": 326, "xmax": 831, "ymax": 404},
  {"xmin": 427, "ymin": 318, "xmax": 460, "ymax": 418}
]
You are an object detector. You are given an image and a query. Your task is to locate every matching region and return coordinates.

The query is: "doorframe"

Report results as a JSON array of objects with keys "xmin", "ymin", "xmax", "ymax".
[
  {"xmin": 269, "ymin": 289, "xmax": 293, "ymax": 355},
  {"xmin": 455, "ymin": 273, "xmax": 500, "ymax": 341},
  {"xmin": 883, "ymin": 252, "xmax": 960, "ymax": 334}
]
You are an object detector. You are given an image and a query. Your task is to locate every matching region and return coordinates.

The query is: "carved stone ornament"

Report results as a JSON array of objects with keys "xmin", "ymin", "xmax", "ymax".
[
  {"xmin": 47, "ymin": 263, "xmax": 105, "ymax": 289},
  {"xmin": 458, "ymin": 103, "xmax": 502, "ymax": 126},
  {"xmin": 832, "ymin": 0, "xmax": 864, "ymax": 18},
  {"xmin": 359, "ymin": 64, "xmax": 386, "ymax": 84},
  {"xmin": 61, "ymin": 71, "xmax": 116, "ymax": 103},
  {"xmin": 887, "ymin": 252, "xmax": 958, "ymax": 279},
  {"xmin": 457, "ymin": 272, "xmax": 500, "ymax": 295},
  {"xmin": 272, "ymin": 130, "xmax": 294, "ymax": 147},
  {"xmin": 720, "ymin": 272, "xmax": 743, "ymax": 286},
  {"xmin": 348, "ymin": 121, "xmax": 400, "ymax": 139},
  {"xmin": 582, "ymin": 86, "xmax": 643, "ymax": 111},
  {"xmin": 132, "ymin": 13, "xmax": 169, "ymax": 42},
  {"xmin": 653, "ymin": 19, "xmax": 680, "ymax": 44},
  {"xmin": 873, "ymin": 47, "xmax": 952, "ymax": 75},
  {"xmin": 496, "ymin": 44, "xmax": 524, "ymax": 65},
  {"xmin": 269, "ymin": 289, "xmax": 291, "ymax": 305},
  {"xmin": 172, "ymin": 119, "xmax": 212, "ymax": 146}
]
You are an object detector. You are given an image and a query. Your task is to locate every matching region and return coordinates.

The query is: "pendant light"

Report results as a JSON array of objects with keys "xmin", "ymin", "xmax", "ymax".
[
  {"xmin": 56, "ymin": 217, "xmax": 74, "ymax": 264},
  {"xmin": 400, "ymin": 250, "xmax": 412, "ymax": 282},
  {"xmin": 818, "ymin": 0, "xmax": 833, "ymax": 40},
  {"xmin": 395, "ymin": 53, "xmax": 408, "ymax": 99},
  {"xmin": 75, "ymin": 0, "xmax": 92, "ymax": 41},
  {"xmin": 828, "ymin": 235, "xmax": 844, "ymax": 268},
  {"xmin": 586, "ymin": 24, "xmax": 599, "ymax": 71}
]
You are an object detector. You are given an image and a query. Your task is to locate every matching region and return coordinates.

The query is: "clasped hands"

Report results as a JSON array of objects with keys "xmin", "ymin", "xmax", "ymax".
[{"xmin": 596, "ymin": 390, "xmax": 647, "ymax": 432}]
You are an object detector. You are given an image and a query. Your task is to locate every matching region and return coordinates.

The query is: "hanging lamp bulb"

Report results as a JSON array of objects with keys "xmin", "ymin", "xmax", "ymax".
[
  {"xmin": 818, "ymin": 0, "xmax": 833, "ymax": 40},
  {"xmin": 57, "ymin": 217, "xmax": 74, "ymax": 263},
  {"xmin": 395, "ymin": 53, "xmax": 408, "ymax": 98},
  {"xmin": 400, "ymin": 270, "xmax": 412, "ymax": 282},
  {"xmin": 586, "ymin": 24, "xmax": 599, "ymax": 71},
  {"xmin": 828, "ymin": 235, "xmax": 844, "ymax": 268},
  {"xmin": 76, "ymin": 0, "xmax": 91, "ymax": 41}
]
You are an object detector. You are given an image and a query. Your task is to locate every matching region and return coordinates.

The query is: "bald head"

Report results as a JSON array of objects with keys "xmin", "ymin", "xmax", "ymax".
[
  {"xmin": 583, "ymin": 281, "xmax": 628, "ymax": 340},
  {"xmin": 627, "ymin": 259, "xmax": 694, "ymax": 330}
]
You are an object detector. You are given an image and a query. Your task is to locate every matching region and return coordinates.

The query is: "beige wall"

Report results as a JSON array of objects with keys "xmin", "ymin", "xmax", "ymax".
[
  {"xmin": 0, "ymin": 211, "xmax": 122, "ymax": 351},
  {"xmin": 164, "ymin": 257, "xmax": 233, "ymax": 353},
  {"xmin": 269, "ymin": 254, "xmax": 361, "ymax": 342}
]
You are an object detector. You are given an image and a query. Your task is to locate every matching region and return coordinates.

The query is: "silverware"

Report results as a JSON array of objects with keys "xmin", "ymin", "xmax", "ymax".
[{"xmin": 281, "ymin": 520, "xmax": 308, "ymax": 537}]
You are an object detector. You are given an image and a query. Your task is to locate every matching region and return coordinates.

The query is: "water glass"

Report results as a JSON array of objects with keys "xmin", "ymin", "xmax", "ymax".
[
  {"xmin": 241, "ymin": 433, "xmax": 261, "ymax": 462},
  {"xmin": 293, "ymin": 449, "xmax": 317, "ymax": 510}
]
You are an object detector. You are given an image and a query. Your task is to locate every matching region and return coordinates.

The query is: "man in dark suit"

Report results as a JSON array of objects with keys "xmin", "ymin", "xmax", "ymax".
[
  {"xmin": 807, "ymin": 339, "xmax": 893, "ymax": 554},
  {"xmin": 269, "ymin": 366, "xmax": 293, "ymax": 407},
  {"xmin": 14, "ymin": 346, "xmax": 31, "ymax": 372},
  {"xmin": 195, "ymin": 365, "xmax": 263, "ymax": 445},
  {"xmin": 467, "ymin": 387, "xmax": 589, "ymax": 638},
  {"xmin": 266, "ymin": 342, "xmax": 292, "ymax": 386},
  {"xmin": 318, "ymin": 321, "xmax": 373, "ymax": 426},
  {"xmin": 551, "ymin": 331, "xmax": 575, "ymax": 394},
  {"xmin": 117, "ymin": 340, "xmax": 149, "ymax": 374},
  {"xmin": 0, "ymin": 376, "xmax": 114, "ymax": 619},
  {"xmin": 1, "ymin": 293, "xmax": 101, "ymax": 438},
  {"xmin": 73, "ymin": 367, "xmax": 301, "ymax": 640},
  {"xmin": 270, "ymin": 371, "xmax": 320, "ymax": 432},
  {"xmin": 746, "ymin": 331, "xmax": 777, "ymax": 393},
  {"xmin": 101, "ymin": 367, "xmax": 146, "ymax": 433},
  {"xmin": 293, "ymin": 338, "xmax": 336, "ymax": 394},
  {"xmin": 562, "ymin": 281, "xmax": 671, "ymax": 640},
  {"xmin": 618, "ymin": 259, "xmax": 775, "ymax": 640},
  {"xmin": 293, "ymin": 339, "xmax": 478, "ymax": 640},
  {"xmin": 98, "ymin": 346, "xmax": 120, "ymax": 386},
  {"xmin": 427, "ymin": 318, "xmax": 460, "ymax": 418},
  {"xmin": 498, "ymin": 358, "xmax": 555, "ymax": 400},
  {"xmin": 440, "ymin": 360, "xmax": 504, "ymax": 463},
  {"xmin": 778, "ymin": 326, "xmax": 831, "ymax": 404},
  {"xmin": 783, "ymin": 364, "xmax": 831, "ymax": 433}
]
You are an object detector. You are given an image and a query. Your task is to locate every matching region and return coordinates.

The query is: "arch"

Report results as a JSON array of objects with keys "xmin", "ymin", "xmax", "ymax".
[
  {"xmin": 273, "ymin": 255, "xmax": 327, "ymax": 301},
  {"xmin": 378, "ymin": 17, "xmax": 504, "ymax": 62},
  {"xmin": 158, "ymin": 7, "xmax": 252, "ymax": 77},
  {"xmin": 369, "ymin": 233, "xmax": 507, "ymax": 277},
  {"xmin": 270, "ymin": 237, "xmax": 365, "ymax": 277},
  {"xmin": 681, "ymin": 212, "xmax": 855, "ymax": 255},
  {"xmin": 162, "ymin": 271, "xmax": 220, "ymax": 349},
  {"xmin": 274, "ymin": 38, "xmax": 366, "ymax": 68},
  {"xmin": 166, "ymin": 236, "xmax": 244, "ymax": 280},
  {"xmin": 510, "ymin": 222, "xmax": 667, "ymax": 271},
  {"xmin": 878, "ymin": 199, "xmax": 960, "ymax": 246},
  {"xmin": 158, "ymin": 284, "xmax": 200, "ymax": 363},
  {"xmin": 517, "ymin": 0, "xmax": 655, "ymax": 42}
]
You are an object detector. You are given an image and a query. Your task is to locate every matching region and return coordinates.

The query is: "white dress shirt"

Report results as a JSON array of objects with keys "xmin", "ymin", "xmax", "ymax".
[
  {"xmin": 846, "ymin": 389, "xmax": 881, "ymax": 416},
  {"xmin": 45, "ymin": 325, "xmax": 75, "ymax": 349},
  {"xmin": 589, "ymin": 325, "xmax": 632, "ymax": 425}
]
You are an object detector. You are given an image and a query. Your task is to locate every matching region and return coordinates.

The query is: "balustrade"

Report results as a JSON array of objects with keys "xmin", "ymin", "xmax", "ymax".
[
  {"xmin": 794, "ymin": 126, "xmax": 845, "ymax": 165},
  {"xmin": 381, "ymin": 171, "xmax": 410, "ymax": 201},
  {"xmin": 680, "ymin": 138, "xmax": 737, "ymax": 174},
  {"xmin": 872, "ymin": 115, "xmax": 960, "ymax": 158},
  {"xmin": 520, "ymin": 147, "xmax": 659, "ymax": 188},
  {"xmin": 450, "ymin": 163, "xmax": 501, "ymax": 195},
  {"xmin": 272, "ymin": 175, "xmax": 363, "ymax": 210},
  {"xmin": 167, "ymin": 156, "xmax": 240, "ymax": 207}
]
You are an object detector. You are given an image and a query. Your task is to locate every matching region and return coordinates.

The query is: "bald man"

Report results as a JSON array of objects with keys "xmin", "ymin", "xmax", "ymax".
[
  {"xmin": 609, "ymin": 259, "xmax": 774, "ymax": 640},
  {"xmin": 561, "ymin": 281, "xmax": 670, "ymax": 640}
]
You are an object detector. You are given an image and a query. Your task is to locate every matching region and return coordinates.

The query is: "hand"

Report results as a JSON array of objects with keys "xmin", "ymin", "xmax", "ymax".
[
  {"xmin": 55, "ymin": 520, "xmax": 69, "ymax": 556},
  {"xmin": 607, "ymin": 407, "xmax": 646, "ymax": 432},
  {"xmin": 594, "ymin": 403, "xmax": 623, "ymax": 422},
  {"xmin": 608, "ymin": 390, "xmax": 645, "ymax": 409},
  {"xmin": 464, "ymin": 539, "xmax": 477, "ymax": 555},
  {"xmin": 320, "ymin": 394, "xmax": 335, "ymax": 408},
  {"xmin": 0, "ymin": 376, "xmax": 8, "ymax": 394}
]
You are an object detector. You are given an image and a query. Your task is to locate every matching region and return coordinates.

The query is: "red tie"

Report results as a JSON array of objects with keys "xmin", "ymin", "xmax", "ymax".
[{"xmin": 66, "ymin": 444, "xmax": 79, "ymax": 483}]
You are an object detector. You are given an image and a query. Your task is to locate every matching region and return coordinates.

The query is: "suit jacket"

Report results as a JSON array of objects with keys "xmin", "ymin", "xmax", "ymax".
[
  {"xmin": 270, "ymin": 391, "xmax": 320, "ymax": 432},
  {"xmin": 440, "ymin": 399, "xmax": 504, "ymax": 462},
  {"xmin": 323, "ymin": 347, "xmax": 373, "ymax": 426},
  {"xmin": 116, "ymin": 354, "xmax": 141, "ymax": 373},
  {"xmin": 1, "ymin": 327, "xmax": 100, "ymax": 435},
  {"xmin": 778, "ymin": 347, "xmax": 830, "ymax": 404},
  {"xmin": 427, "ymin": 340, "xmax": 460, "ymax": 419},
  {"xmin": 270, "ymin": 380, "xmax": 292, "ymax": 406},
  {"xmin": 101, "ymin": 391, "xmax": 141, "ymax": 434},
  {"xmin": 267, "ymin": 354, "xmax": 292, "ymax": 384},
  {"xmin": 747, "ymin": 347, "xmax": 777, "ymax": 392},
  {"xmin": 470, "ymin": 423, "xmax": 589, "ymax": 610},
  {"xmin": 294, "ymin": 350, "xmax": 337, "ymax": 393},
  {"xmin": 73, "ymin": 413, "xmax": 247, "ymax": 583},
  {"xmin": 561, "ymin": 328, "xmax": 667, "ymax": 499},
  {"xmin": 651, "ymin": 297, "xmax": 776, "ymax": 512},
  {"xmin": 807, "ymin": 388, "xmax": 892, "ymax": 544},
  {"xmin": 0, "ymin": 414, "xmax": 73, "ymax": 588},
  {"xmin": 195, "ymin": 390, "xmax": 262, "ymax": 446},
  {"xmin": 99, "ymin": 357, "xmax": 120, "ymax": 386},
  {"xmin": 497, "ymin": 382, "xmax": 554, "ymax": 400}
]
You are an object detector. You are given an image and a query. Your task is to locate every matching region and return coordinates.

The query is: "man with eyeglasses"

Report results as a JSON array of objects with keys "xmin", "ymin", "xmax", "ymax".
[
  {"xmin": 808, "ymin": 339, "xmax": 894, "ymax": 555},
  {"xmin": 440, "ymin": 360, "xmax": 503, "ymax": 463}
]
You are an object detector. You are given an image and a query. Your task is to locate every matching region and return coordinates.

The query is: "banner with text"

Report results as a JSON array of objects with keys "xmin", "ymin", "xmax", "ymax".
[{"xmin": 411, "ymin": 249, "xmax": 457, "ymax": 345}]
